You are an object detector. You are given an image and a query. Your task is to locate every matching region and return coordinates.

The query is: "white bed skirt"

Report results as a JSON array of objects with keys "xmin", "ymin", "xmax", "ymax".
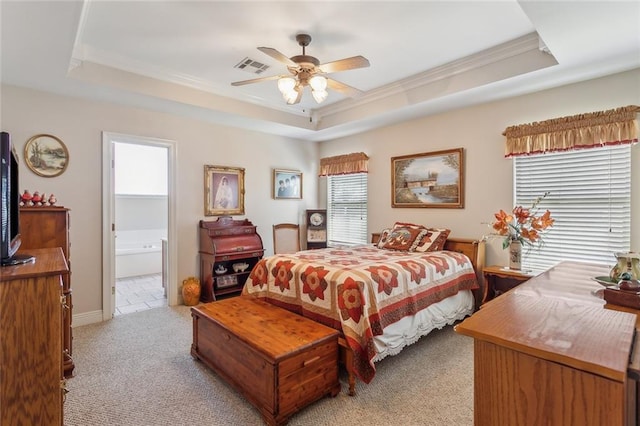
[{"xmin": 372, "ymin": 290, "xmax": 474, "ymax": 362}]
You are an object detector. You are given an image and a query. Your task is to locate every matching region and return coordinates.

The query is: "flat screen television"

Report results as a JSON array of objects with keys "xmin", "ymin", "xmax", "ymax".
[{"xmin": 1, "ymin": 131, "xmax": 34, "ymax": 266}]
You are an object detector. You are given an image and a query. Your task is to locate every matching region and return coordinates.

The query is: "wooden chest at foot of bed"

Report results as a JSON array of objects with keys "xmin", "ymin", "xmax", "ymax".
[{"xmin": 191, "ymin": 296, "xmax": 341, "ymax": 426}]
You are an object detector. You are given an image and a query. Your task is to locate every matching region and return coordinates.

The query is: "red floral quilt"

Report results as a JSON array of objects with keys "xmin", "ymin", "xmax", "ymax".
[{"xmin": 242, "ymin": 245, "xmax": 478, "ymax": 384}]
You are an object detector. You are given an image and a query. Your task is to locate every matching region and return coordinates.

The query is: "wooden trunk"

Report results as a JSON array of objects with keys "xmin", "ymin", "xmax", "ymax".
[{"xmin": 191, "ymin": 296, "xmax": 340, "ymax": 425}]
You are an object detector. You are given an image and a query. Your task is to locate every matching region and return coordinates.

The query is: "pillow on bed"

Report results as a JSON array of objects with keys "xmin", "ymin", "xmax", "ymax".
[
  {"xmin": 381, "ymin": 226, "xmax": 427, "ymax": 251},
  {"xmin": 392, "ymin": 221, "xmax": 427, "ymax": 231},
  {"xmin": 376, "ymin": 228, "xmax": 392, "ymax": 248},
  {"xmin": 412, "ymin": 228, "xmax": 451, "ymax": 252}
]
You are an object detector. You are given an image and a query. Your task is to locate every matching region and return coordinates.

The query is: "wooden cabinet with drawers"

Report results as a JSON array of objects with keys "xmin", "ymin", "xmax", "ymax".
[
  {"xmin": 1, "ymin": 248, "xmax": 68, "ymax": 425},
  {"xmin": 19, "ymin": 206, "xmax": 74, "ymax": 378}
]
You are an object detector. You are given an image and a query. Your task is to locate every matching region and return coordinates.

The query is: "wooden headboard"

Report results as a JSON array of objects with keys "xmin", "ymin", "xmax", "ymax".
[{"xmin": 371, "ymin": 233, "xmax": 486, "ymax": 308}]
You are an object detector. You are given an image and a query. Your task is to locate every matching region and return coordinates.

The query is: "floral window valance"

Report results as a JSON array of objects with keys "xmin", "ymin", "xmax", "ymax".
[
  {"xmin": 503, "ymin": 105, "xmax": 640, "ymax": 157},
  {"xmin": 319, "ymin": 152, "xmax": 369, "ymax": 176}
]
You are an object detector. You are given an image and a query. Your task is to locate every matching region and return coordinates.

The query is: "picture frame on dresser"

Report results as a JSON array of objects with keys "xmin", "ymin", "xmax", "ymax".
[
  {"xmin": 391, "ymin": 147, "xmax": 464, "ymax": 209},
  {"xmin": 204, "ymin": 165, "xmax": 245, "ymax": 216}
]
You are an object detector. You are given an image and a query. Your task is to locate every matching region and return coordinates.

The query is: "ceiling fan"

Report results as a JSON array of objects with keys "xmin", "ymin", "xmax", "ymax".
[{"xmin": 231, "ymin": 34, "xmax": 370, "ymax": 105}]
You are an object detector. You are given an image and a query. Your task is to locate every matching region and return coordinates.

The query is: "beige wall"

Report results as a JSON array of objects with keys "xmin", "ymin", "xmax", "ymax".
[
  {"xmin": 1, "ymin": 85, "xmax": 318, "ymax": 320},
  {"xmin": 319, "ymin": 68, "xmax": 640, "ymax": 266},
  {"xmin": 1, "ymin": 68, "xmax": 638, "ymax": 322}
]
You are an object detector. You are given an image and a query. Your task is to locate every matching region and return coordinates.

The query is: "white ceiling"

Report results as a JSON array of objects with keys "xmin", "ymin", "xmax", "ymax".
[{"xmin": 1, "ymin": 1, "xmax": 639, "ymax": 142}]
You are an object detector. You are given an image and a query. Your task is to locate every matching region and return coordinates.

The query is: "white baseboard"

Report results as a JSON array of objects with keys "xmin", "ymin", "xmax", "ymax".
[{"xmin": 73, "ymin": 310, "xmax": 105, "ymax": 327}]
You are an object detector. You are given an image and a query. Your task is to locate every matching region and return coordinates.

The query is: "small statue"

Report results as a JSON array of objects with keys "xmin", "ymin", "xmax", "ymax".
[
  {"xmin": 48, "ymin": 194, "xmax": 57, "ymax": 206},
  {"xmin": 21, "ymin": 190, "xmax": 33, "ymax": 206},
  {"xmin": 31, "ymin": 191, "xmax": 42, "ymax": 206}
]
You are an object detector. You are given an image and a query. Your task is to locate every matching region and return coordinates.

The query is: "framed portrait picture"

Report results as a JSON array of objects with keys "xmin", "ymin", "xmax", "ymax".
[
  {"xmin": 273, "ymin": 169, "xmax": 302, "ymax": 199},
  {"xmin": 24, "ymin": 134, "xmax": 69, "ymax": 177},
  {"xmin": 204, "ymin": 165, "xmax": 245, "ymax": 216},
  {"xmin": 391, "ymin": 148, "xmax": 464, "ymax": 209}
]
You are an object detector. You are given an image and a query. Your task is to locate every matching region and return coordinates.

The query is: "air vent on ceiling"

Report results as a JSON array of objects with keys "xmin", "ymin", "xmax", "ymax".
[{"xmin": 234, "ymin": 57, "xmax": 270, "ymax": 75}]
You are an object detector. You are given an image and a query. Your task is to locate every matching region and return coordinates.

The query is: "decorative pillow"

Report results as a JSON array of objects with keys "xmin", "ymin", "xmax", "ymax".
[
  {"xmin": 392, "ymin": 221, "xmax": 427, "ymax": 231},
  {"xmin": 381, "ymin": 226, "xmax": 427, "ymax": 251},
  {"xmin": 413, "ymin": 228, "xmax": 451, "ymax": 252},
  {"xmin": 376, "ymin": 228, "xmax": 392, "ymax": 249}
]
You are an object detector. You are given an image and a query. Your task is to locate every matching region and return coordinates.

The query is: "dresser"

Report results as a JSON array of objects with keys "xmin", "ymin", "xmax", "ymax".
[
  {"xmin": 198, "ymin": 217, "xmax": 264, "ymax": 302},
  {"xmin": 19, "ymin": 206, "xmax": 74, "ymax": 377},
  {"xmin": 456, "ymin": 261, "xmax": 638, "ymax": 425},
  {"xmin": 0, "ymin": 247, "xmax": 68, "ymax": 425}
]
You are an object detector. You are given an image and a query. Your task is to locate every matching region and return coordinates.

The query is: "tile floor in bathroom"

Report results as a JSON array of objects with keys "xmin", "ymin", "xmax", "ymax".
[{"xmin": 115, "ymin": 273, "xmax": 166, "ymax": 316}]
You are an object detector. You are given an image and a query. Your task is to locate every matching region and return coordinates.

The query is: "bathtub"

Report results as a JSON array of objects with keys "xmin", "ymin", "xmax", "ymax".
[{"xmin": 116, "ymin": 229, "xmax": 166, "ymax": 278}]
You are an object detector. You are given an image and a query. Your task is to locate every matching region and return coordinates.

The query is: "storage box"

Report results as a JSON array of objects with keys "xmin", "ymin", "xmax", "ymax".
[
  {"xmin": 604, "ymin": 287, "xmax": 640, "ymax": 310},
  {"xmin": 191, "ymin": 296, "xmax": 340, "ymax": 426}
]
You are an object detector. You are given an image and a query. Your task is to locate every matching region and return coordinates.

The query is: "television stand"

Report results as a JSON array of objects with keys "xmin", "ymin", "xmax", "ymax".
[{"xmin": 1, "ymin": 253, "xmax": 35, "ymax": 266}]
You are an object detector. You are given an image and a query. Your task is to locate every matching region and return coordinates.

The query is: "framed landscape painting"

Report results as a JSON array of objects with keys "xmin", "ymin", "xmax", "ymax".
[
  {"xmin": 391, "ymin": 148, "xmax": 464, "ymax": 208},
  {"xmin": 204, "ymin": 165, "xmax": 245, "ymax": 216}
]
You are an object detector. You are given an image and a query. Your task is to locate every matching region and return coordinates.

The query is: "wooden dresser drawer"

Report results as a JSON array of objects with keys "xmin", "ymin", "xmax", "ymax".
[{"xmin": 191, "ymin": 296, "xmax": 340, "ymax": 426}]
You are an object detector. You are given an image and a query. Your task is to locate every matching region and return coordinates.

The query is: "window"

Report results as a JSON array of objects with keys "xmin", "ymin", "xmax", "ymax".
[
  {"xmin": 514, "ymin": 144, "xmax": 631, "ymax": 272},
  {"xmin": 327, "ymin": 173, "xmax": 368, "ymax": 246}
]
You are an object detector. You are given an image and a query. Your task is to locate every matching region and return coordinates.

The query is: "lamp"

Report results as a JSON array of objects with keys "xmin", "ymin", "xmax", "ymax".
[
  {"xmin": 277, "ymin": 74, "xmax": 328, "ymax": 105},
  {"xmin": 309, "ymin": 75, "xmax": 328, "ymax": 103}
]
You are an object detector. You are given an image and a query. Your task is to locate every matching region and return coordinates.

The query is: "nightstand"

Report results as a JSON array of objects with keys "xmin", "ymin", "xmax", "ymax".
[{"xmin": 482, "ymin": 265, "xmax": 537, "ymax": 304}]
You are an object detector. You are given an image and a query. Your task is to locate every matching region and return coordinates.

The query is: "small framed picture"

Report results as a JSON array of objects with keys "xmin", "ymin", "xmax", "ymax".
[
  {"xmin": 24, "ymin": 134, "xmax": 69, "ymax": 177},
  {"xmin": 204, "ymin": 165, "xmax": 245, "ymax": 216},
  {"xmin": 273, "ymin": 169, "xmax": 302, "ymax": 199}
]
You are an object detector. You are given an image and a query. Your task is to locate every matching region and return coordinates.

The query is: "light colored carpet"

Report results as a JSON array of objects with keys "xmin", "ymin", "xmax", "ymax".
[{"xmin": 64, "ymin": 305, "xmax": 474, "ymax": 425}]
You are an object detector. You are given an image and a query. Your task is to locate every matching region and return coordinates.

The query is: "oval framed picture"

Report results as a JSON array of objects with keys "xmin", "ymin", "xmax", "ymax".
[{"xmin": 24, "ymin": 134, "xmax": 69, "ymax": 177}]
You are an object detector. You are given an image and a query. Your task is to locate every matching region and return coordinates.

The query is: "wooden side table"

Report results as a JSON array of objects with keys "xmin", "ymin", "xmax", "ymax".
[{"xmin": 482, "ymin": 265, "xmax": 536, "ymax": 304}]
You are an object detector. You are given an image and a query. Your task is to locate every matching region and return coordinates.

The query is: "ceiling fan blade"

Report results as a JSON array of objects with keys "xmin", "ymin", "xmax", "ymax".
[
  {"xmin": 258, "ymin": 47, "xmax": 298, "ymax": 67},
  {"xmin": 327, "ymin": 78, "xmax": 364, "ymax": 98},
  {"xmin": 231, "ymin": 74, "xmax": 284, "ymax": 86},
  {"xmin": 319, "ymin": 56, "xmax": 370, "ymax": 74}
]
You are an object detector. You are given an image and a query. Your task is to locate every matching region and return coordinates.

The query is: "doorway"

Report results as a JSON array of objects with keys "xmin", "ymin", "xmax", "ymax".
[{"xmin": 101, "ymin": 132, "xmax": 177, "ymax": 320}]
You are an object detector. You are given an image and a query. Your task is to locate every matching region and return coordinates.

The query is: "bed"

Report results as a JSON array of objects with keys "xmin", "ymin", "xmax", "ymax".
[{"xmin": 242, "ymin": 223, "xmax": 485, "ymax": 395}]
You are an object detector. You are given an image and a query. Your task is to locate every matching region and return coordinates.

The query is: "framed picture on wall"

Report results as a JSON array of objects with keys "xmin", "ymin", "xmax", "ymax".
[
  {"xmin": 273, "ymin": 168, "xmax": 302, "ymax": 199},
  {"xmin": 24, "ymin": 134, "xmax": 69, "ymax": 177},
  {"xmin": 204, "ymin": 165, "xmax": 245, "ymax": 216},
  {"xmin": 391, "ymin": 148, "xmax": 464, "ymax": 208}
]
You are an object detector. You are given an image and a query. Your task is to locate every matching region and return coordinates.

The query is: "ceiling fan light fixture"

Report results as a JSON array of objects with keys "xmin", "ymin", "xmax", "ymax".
[
  {"xmin": 283, "ymin": 86, "xmax": 302, "ymax": 104},
  {"xmin": 277, "ymin": 77, "xmax": 296, "ymax": 94},
  {"xmin": 309, "ymin": 75, "xmax": 327, "ymax": 91},
  {"xmin": 312, "ymin": 89, "xmax": 328, "ymax": 103}
]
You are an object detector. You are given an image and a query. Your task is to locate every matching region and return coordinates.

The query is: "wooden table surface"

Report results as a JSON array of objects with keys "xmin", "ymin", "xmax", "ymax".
[{"xmin": 456, "ymin": 261, "xmax": 636, "ymax": 382}]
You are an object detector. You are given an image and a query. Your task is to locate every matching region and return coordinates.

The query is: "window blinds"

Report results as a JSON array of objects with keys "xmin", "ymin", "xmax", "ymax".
[
  {"xmin": 514, "ymin": 144, "xmax": 631, "ymax": 272},
  {"xmin": 327, "ymin": 173, "xmax": 368, "ymax": 246}
]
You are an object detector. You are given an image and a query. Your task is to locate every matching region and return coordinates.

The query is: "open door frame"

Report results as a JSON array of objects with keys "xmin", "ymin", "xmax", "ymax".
[{"xmin": 101, "ymin": 132, "xmax": 178, "ymax": 320}]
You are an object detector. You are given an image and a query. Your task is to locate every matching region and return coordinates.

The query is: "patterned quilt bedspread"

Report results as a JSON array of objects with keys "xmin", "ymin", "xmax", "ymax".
[{"xmin": 242, "ymin": 245, "xmax": 478, "ymax": 383}]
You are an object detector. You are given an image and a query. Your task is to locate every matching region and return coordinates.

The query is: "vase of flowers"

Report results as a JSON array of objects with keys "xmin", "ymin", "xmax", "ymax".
[{"xmin": 490, "ymin": 192, "xmax": 555, "ymax": 270}]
